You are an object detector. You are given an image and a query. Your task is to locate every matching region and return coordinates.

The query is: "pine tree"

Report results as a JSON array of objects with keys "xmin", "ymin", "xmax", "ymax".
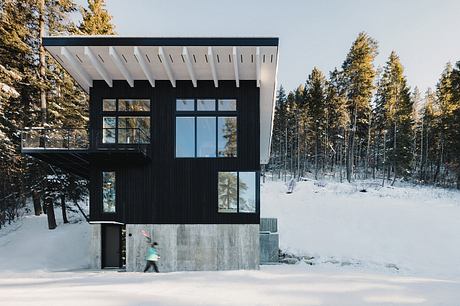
[
  {"xmin": 374, "ymin": 51, "xmax": 413, "ymax": 183},
  {"xmin": 303, "ymin": 67, "xmax": 327, "ymax": 179},
  {"xmin": 78, "ymin": 0, "xmax": 116, "ymax": 35},
  {"xmin": 342, "ymin": 32, "xmax": 379, "ymax": 182}
]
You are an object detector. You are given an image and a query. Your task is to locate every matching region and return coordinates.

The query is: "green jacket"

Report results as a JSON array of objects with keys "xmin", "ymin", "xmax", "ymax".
[{"xmin": 146, "ymin": 247, "xmax": 159, "ymax": 261}]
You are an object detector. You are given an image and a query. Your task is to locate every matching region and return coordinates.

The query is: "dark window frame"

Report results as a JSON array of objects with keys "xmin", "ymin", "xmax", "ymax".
[
  {"xmin": 175, "ymin": 98, "xmax": 238, "ymax": 159},
  {"xmin": 217, "ymin": 171, "xmax": 259, "ymax": 214},
  {"xmin": 101, "ymin": 98, "xmax": 151, "ymax": 145}
]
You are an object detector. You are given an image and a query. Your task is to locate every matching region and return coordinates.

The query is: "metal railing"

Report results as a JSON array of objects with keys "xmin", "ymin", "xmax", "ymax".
[
  {"xmin": 21, "ymin": 127, "xmax": 150, "ymax": 152},
  {"xmin": 21, "ymin": 128, "xmax": 89, "ymax": 150},
  {"xmin": 101, "ymin": 128, "xmax": 150, "ymax": 145}
]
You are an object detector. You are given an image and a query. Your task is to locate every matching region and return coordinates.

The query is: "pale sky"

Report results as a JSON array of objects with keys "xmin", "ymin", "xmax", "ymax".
[{"xmin": 72, "ymin": 0, "xmax": 460, "ymax": 93}]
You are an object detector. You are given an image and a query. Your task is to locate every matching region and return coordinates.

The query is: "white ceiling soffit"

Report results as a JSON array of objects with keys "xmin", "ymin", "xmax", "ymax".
[{"xmin": 45, "ymin": 42, "xmax": 278, "ymax": 164}]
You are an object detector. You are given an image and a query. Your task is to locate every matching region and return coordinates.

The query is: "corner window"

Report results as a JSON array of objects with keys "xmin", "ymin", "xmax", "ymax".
[
  {"xmin": 218, "ymin": 171, "xmax": 257, "ymax": 213},
  {"xmin": 102, "ymin": 171, "xmax": 116, "ymax": 213},
  {"xmin": 102, "ymin": 99, "xmax": 151, "ymax": 144},
  {"xmin": 175, "ymin": 98, "xmax": 237, "ymax": 158}
]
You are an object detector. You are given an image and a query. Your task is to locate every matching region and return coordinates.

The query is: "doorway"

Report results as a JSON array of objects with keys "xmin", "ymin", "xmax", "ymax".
[{"xmin": 102, "ymin": 224, "xmax": 124, "ymax": 268}]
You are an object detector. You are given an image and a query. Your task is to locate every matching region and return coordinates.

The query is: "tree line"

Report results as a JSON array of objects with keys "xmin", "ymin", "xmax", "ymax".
[
  {"xmin": 0, "ymin": 0, "xmax": 115, "ymax": 229},
  {"xmin": 268, "ymin": 33, "xmax": 460, "ymax": 189}
]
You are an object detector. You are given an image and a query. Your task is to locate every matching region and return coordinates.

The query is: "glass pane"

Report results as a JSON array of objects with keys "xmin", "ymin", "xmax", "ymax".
[
  {"xmin": 103, "ymin": 99, "xmax": 116, "ymax": 111},
  {"xmin": 197, "ymin": 99, "xmax": 215, "ymax": 111},
  {"xmin": 118, "ymin": 116, "xmax": 150, "ymax": 144},
  {"xmin": 239, "ymin": 172, "xmax": 256, "ymax": 213},
  {"xmin": 103, "ymin": 117, "xmax": 116, "ymax": 143},
  {"xmin": 218, "ymin": 117, "xmax": 237, "ymax": 157},
  {"xmin": 176, "ymin": 117, "xmax": 195, "ymax": 157},
  {"xmin": 197, "ymin": 117, "xmax": 216, "ymax": 157},
  {"xmin": 218, "ymin": 172, "xmax": 237, "ymax": 213},
  {"xmin": 102, "ymin": 172, "xmax": 116, "ymax": 213},
  {"xmin": 218, "ymin": 99, "xmax": 236, "ymax": 111},
  {"xmin": 118, "ymin": 99, "xmax": 150, "ymax": 111},
  {"xmin": 176, "ymin": 99, "xmax": 194, "ymax": 111}
]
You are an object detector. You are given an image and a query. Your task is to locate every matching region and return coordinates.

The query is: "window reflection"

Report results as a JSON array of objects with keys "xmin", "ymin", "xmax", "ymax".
[
  {"xmin": 176, "ymin": 117, "xmax": 195, "ymax": 157},
  {"xmin": 102, "ymin": 172, "xmax": 116, "ymax": 213},
  {"xmin": 218, "ymin": 172, "xmax": 238, "ymax": 213},
  {"xmin": 197, "ymin": 99, "xmax": 216, "ymax": 111},
  {"xmin": 238, "ymin": 172, "xmax": 256, "ymax": 213},
  {"xmin": 103, "ymin": 117, "xmax": 116, "ymax": 144},
  {"xmin": 118, "ymin": 99, "xmax": 150, "ymax": 112},
  {"xmin": 218, "ymin": 117, "xmax": 237, "ymax": 157},
  {"xmin": 176, "ymin": 99, "xmax": 195, "ymax": 111},
  {"xmin": 218, "ymin": 99, "xmax": 236, "ymax": 111},
  {"xmin": 118, "ymin": 116, "xmax": 150, "ymax": 144},
  {"xmin": 197, "ymin": 117, "xmax": 216, "ymax": 157}
]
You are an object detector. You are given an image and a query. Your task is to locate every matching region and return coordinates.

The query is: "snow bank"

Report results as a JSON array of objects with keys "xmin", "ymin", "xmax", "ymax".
[
  {"xmin": 261, "ymin": 180, "xmax": 460, "ymax": 277},
  {"xmin": 0, "ymin": 210, "xmax": 90, "ymax": 272}
]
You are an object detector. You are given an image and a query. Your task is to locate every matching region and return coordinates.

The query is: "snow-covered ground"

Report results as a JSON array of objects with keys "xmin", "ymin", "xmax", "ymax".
[
  {"xmin": 1, "ymin": 181, "xmax": 460, "ymax": 305},
  {"xmin": 261, "ymin": 180, "xmax": 460, "ymax": 277}
]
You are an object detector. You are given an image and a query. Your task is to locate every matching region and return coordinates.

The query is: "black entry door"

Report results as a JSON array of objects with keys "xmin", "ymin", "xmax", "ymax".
[{"xmin": 102, "ymin": 224, "xmax": 121, "ymax": 268}]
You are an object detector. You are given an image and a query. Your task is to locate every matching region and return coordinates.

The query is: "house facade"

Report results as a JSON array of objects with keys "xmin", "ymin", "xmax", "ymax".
[{"xmin": 22, "ymin": 37, "xmax": 279, "ymax": 272}]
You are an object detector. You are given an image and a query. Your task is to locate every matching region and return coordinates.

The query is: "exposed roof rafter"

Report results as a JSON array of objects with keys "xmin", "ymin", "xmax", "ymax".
[
  {"xmin": 208, "ymin": 47, "xmax": 218, "ymax": 87},
  {"xmin": 232, "ymin": 47, "xmax": 239, "ymax": 88},
  {"xmin": 256, "ymin": 47, "xmax": 261, "ymax": 87},
  {"xmin": 158, "ymin": 47, "xmax": 176, "ymax": 87},
  {"xmin": 84, "ymin": 46, "xmax": 112, "ymax": 87},
  {"xmin": 134, "ymin": 46, "xmax": 155, "ymax": 87},
  {"xmin": 109, "ymin": 46, "xmax": 134, "ymax": 87},
  {"xmin": 60, "ymin": 47, "xmax": 91, "ymax": 91},
  {"xmin": 182, "ymin": 47, "xmax": 197, "ymax": 87}
]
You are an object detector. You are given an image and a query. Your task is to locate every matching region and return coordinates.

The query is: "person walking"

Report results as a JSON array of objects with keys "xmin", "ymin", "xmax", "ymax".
[{"xmin": 143, "ymin": 242, "xmax": 160, "ymax": 273}]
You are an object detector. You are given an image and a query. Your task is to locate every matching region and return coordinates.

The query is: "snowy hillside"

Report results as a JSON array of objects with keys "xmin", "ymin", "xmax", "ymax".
[
  {"xmin": 1, "ymin": 182, "xmax": 460, "ymax": 305},
  {"xmin": 0, "ymin": 208, "xmax": 90, "ymax": 272},
  {"xmin": 262, "ymin": 180, "xmax": 460, "ymax": 277}
]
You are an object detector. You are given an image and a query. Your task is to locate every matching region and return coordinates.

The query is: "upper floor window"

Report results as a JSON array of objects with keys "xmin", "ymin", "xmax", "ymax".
[
  {"xmin": 175, "ymin": 99, "xmax": 237, "ymax": 158},
  {"xmin": 102, "ymin": 99, "xmax": 150, "ymax": 144}
]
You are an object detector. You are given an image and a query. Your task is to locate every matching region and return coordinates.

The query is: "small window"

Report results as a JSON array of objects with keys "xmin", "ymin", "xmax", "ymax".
[
  {"xmin": 103, "ymin": 99, "xmax": 116, "ymax": 111},
  {"xmin": 197, "ymin": 117, "xmax": 216, "ymax": 157},
  {"xmin": 102, "ymin": 171, "xmax": 116, "ymax": 213},
  {"xmin": 197, "ymin": 99, "xmax": 216, "ymax": 111},
  {"xmin": 218, "ymin": 171, "xmax": 257, "ymax": 213},
  {"xmin": 176, "ymin": 99, "xmax": 195, "ymax": 111},
  {"xmin": 103, "ymin": 117, "xmax": 116, "ymax": 144},
  {"xmin": 218, "ymin": 99, "xmax": 236, "ymax": 111},
  {"xmin": 118, "ymin": 99, "xmax": 150, "ymax": 112},
  {"xmin": 176, "ymin": 117, "xmax": 195, "ymax": 157}
]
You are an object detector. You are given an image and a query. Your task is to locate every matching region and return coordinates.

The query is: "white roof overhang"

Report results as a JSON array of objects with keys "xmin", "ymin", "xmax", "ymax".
[{"xmin": 44, "ymin": 37, "xmax": 279, "ymax": 164}]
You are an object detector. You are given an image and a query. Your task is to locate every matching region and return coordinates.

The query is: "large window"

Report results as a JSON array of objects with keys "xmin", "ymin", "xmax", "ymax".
[
  {"xmin": 218, "ymin": 171, "xmax": 257, "ymax": 213},
  {"xmin": 175, "ymin": 98, "xmax": 237, "ymax": 158},
  {"xmin": 102, "ymin": 99, "xmax": 150, "ymax": 144},
  {"xmin": 102, "ymin": 171, "xmax": 116, "ymax": 213}
]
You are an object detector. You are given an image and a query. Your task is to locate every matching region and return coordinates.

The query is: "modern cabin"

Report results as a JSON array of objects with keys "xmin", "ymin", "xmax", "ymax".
[{"xmin": 21, "ymin": 37, "xmax": 279, "ymax": 272}]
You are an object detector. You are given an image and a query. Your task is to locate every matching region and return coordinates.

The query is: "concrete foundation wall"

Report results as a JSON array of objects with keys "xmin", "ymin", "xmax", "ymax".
[
  {"xmin": 89, "ymin": 224, "xmax": 101, "ymax": 269},
  {"xmin": 126, "ymin": 224, "xmax": 259, "ymax": 272}
]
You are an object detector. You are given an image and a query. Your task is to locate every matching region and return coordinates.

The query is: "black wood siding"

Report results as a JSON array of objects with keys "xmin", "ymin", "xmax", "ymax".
[{"xmin": 89, "ymin": 80, "xmax": 260, "ymax": 224}]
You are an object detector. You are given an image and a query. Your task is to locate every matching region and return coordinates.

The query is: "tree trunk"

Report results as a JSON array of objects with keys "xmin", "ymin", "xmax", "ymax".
[
  {"xmin": 32, "ymin": 190, "xmax": 42, "ymax": 216},
  {"xmin": 45, "ymin": 196, "xmax": 57, "ymax": 230},
  {"xmin": 61, "ymin": 194, "xmax": 69, "ymax": 224},
  {"xmin": 39, "ymin": 0, "xmax": 47, "ymax": 125},
  {"xmin": 314, "ymin": 125, "xmax": 319, "ymax": 180},
  {"xmin": 391, "ymin": 121, "xmax": 397, "ymax": 186},
  {"xmin": 365, "ymin": 112, "xmax": 372, "ymax": 179}
]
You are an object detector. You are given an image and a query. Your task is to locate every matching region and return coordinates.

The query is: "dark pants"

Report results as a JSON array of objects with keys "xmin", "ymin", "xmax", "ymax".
[{"xmin": 143, "ymin": 260, "xmax": 159, "ymax": 273}]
